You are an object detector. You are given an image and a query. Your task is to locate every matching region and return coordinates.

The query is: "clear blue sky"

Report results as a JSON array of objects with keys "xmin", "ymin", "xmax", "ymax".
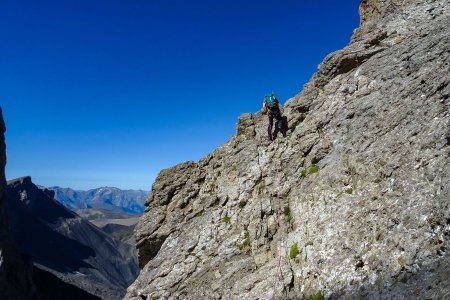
[{"xmin": 1, "ymin": 0, "xmax": 359, "ymax": 190}]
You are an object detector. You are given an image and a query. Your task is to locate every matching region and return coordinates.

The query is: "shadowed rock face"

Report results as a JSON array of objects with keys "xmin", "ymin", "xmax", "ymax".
[
  {"xmin": 32, "ymin": 266, "xmax": 101, "ymax": 300},
  {"xmin": 6, "ymin": 176, "xmax": 140, "ymax": 300},
  {"xmin": 126, "ymin": 0, "xmax": 450, "ymax": 299},
  {"xmin": 0, "ymin": 107, "xmax": 36, "ymax": 299}
]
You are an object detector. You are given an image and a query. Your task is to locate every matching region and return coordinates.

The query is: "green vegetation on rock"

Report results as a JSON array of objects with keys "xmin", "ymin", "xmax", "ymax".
[
  {"xmin": 290, "ymin": 242, "xmax": 299, "ymax": 259},
  {"xmin": 300, "ymin": 165, "xmax": 320, "ymax": 177},
  {"xmin": 309, "ymin": 165, "xmax": 320, "ymax": 174},
  {"xmin": 222, "ymin": 215, "xmax": 231, "ymax": 224},
  {"xmin": 284, "ymin": 206, "xmax": 294, "ymax": 224},
  {"xmin": 345, "ymin": 123, "xmax": 352, "ymax": 131},
  {"xmin": 301, "ymin": 291, "xmax": 325, "ymax": 300}
]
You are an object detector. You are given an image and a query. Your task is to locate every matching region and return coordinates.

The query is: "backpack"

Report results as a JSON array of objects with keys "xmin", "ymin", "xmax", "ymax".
[{"xmin": 265, "ymin": 93, "xmax": 277, "ymax": 109}]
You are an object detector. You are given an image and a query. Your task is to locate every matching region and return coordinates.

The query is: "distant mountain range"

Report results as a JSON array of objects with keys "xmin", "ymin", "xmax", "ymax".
[{"xmin": 48, "ymin": 186, "xmax": 148, "ymax": 214}]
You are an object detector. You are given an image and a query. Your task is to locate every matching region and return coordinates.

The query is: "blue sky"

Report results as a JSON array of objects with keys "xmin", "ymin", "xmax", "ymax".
[{"xmin": 1, "ymin": 0, "xmax": 359, "ymax": 190}]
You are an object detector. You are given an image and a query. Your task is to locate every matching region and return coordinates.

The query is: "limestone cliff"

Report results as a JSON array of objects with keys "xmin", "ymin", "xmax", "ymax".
[{"xmin": 125, "ymin": 0, "xmax": 450, "ymax": 299}]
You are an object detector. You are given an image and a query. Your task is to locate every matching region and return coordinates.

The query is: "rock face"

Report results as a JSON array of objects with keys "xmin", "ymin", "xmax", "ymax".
[
  {"xmin": 0, "ymin": 107, "xmax": 36, "ymax": 299},
  {"xmin": 50, "ymin": 186, "xmax": 148, "ymax": 214},
  {"xmin": 126, "ymin": 1, "xmax": 450, "ymax": 299},
  {"xmin": 6, "ymin": 176, "xmax": 140, "ymax": 300}
]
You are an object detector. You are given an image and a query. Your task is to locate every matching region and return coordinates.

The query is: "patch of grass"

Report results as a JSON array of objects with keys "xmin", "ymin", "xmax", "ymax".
[
  {"xmin": 222, "ymin": 215, "xmax": 231, "ymax": 224},
  {"xmin": 243, "ymin": 231, "xmax": 250, "ymax": 246},
  {"xmin": 301, "ymin": 291, "xmax": 325, "ymax": 300},
  {"xmin": 309, "ymin": 165, "xmax": 320, "ymax": 174},
  {"xmin": 284, "ymin": 206, "xmax": 293, "ymax": 223},
  {"xmin": 290, "ymin": 242, "xmax": 299, "ymax": 259},
  {"xmin": 337, "ymin": 187, "xmax": 354, "ymax": 198},
  {"xmin": 300, "ymin": 165, "xmax": 320, "ymax": 178},
  {"xmin": 345, "ymin": 123, "xmax": 352, "ymax": 130}
]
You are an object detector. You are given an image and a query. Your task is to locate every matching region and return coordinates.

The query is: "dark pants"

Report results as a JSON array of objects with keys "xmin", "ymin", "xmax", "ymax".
[{"xmin": 268, "ymin": 108, "xmax": 282, "ymax": 140}]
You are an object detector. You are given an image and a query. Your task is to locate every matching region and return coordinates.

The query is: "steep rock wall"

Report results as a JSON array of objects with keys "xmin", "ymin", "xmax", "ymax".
[
  {"xmin": 0, "ymin": 107, "xmax": 36, "ymax": 299},
  {"xmin": 126, "ymin": 0, "xmax": 450, "ymax": 299}
]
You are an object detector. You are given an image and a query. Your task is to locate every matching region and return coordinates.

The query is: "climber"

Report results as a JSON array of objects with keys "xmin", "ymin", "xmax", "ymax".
[{"xmin": 262, "ymin": 92, "xmax": 284, "ymax": 141}]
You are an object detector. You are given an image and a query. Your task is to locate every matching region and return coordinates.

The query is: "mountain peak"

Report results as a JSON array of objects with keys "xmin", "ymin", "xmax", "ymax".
[{"xmin": 7, "ymin": 175, "xmax": 32, "ymax": 186}]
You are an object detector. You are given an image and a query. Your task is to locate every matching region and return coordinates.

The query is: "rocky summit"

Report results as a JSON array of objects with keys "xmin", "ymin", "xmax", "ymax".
[{"xmin": 125, "ymin": 0, "xmax": 450, "ymax": 299}]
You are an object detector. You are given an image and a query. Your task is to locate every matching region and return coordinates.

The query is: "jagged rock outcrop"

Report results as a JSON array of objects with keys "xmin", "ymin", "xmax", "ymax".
[
  {"xmin": 6, "ymin": 176, "xmax": 139, "ymax": 299},
  {"xmin": 126, "ymin": 0, "xmax": 450, "ymax": 299},
  {"xmin": 0, "ymin": 107, "xmax": 37, "ymax": 300}
]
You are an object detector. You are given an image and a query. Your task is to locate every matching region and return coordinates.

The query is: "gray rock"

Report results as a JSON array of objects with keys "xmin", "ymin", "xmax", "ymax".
[{"xmin": 126, "ymin": 0, "xmax": 450, "ymax": 299}]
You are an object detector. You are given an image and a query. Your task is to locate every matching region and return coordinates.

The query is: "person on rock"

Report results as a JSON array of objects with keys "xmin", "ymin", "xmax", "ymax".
[{"xmin": 262, "ymin": 92, "xmax": 283, "ymax": 141}]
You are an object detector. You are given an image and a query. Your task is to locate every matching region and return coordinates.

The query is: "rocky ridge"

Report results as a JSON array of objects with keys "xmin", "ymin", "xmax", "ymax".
[
  {"xmin": 126, "ymin": 0, "xmax": 450, "ymax": 299},
  {"xmin": 6, "ymin": 176, "xmax": 139, "ymax": 300}
]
